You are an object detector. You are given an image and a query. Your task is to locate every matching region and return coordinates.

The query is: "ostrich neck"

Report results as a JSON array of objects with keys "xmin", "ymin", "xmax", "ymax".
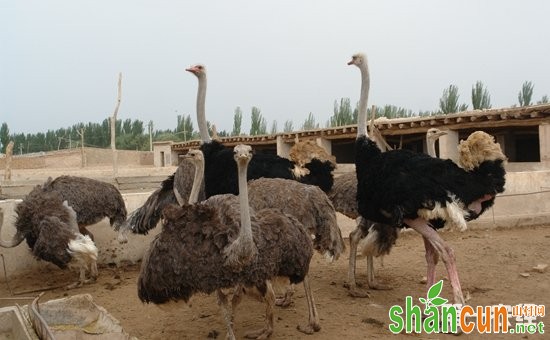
[
  {"xmin": 237, "ymin": 160, "xmax": 252, "ymax": 242},
  {"xmin": 427, "ymin": 138, "xmax": 436, "ymax": 157},
  {"xmin": 356, "ymin": 63, "xmax": 370, "ymax": 138},
  {"xmin": 188, "ymin": 160, "xmax": 204, "ymax": 204},
  {"xmin": 0, "ymin": 213, "xmax": 25, "ymax": 248},
  {"xmin": 196, "ymin": 76, "xmax": 211, "ymax": 143}
]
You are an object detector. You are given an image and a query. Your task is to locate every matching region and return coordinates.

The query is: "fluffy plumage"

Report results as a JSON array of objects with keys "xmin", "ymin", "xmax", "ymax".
[
  {"xmin": 349, "ymin": 52, "xmax": 506, "ymax": 304},
  {"xmin": 41, "ymin": 176, "xmax": 127, "ymax": 238},
  {"xmin": 138, "ymin": 144, "xmax": 320, "ymax": 338},
  {"xmin": 1, "ymin": 190, "xmax": 98, "ymax": 288}
]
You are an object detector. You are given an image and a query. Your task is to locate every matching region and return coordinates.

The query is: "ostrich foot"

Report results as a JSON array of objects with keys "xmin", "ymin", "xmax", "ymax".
[
  {"xmin": 297, "ymin": 322, "xmax": 321, "ymax": 335},
  {"xmin": 368, "ymin": 281, "xmax": 392, "ymax": 290},
  {"xmin": 244, "ymin": 326, "xmax": 273, "ymax": 339},
  {"xmin": 347, "ymin": 286, "xmax": 371, "ymax": 298},
  {"xmin": 275, "ymin": 296, "xmax": 293, "ymax": 307},
  {"xmin": 65, "ymin": 281, "xmax": 83, "ymax": 290}
]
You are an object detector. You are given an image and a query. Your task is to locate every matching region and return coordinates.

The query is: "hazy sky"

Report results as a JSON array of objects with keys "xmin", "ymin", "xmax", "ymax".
[{"xmin": 1, "ymin": 0, "xmax": 549, "ymax": 135}]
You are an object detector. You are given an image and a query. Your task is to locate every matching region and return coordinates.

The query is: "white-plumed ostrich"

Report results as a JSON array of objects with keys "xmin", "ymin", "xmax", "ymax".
[
  {"xmin": 0, "ymin": 198, "xmax": 98, "ymax": 289},
  {"xmin": 335, "ymin": 128, "xmax": 448, "ymax": 297},
  {"xmin": 121, "ymin": 64, "xmax": 334, "ymax": 237},
  {"xmin": 349, "ymin": 52, "xmax": 506, "ymax": 305},
  {"xmin": 138, "ymin": 144, "xmax": 320, "ymax": 339}
]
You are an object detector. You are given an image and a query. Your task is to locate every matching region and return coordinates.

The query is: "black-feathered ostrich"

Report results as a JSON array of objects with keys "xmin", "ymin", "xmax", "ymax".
[
  {"xmin": 349, "ymin": 52, "xmax": 506, "ymax": 305},
  {"xmin": 0, "ymin": 176, "xmax": 127, "ymax": 287},
  {"xmin": 120, "ymin": 64, "xmax": 335, "ymax": 237},
  {"xmin": 333, "ymin": 128, "xmax": 448, "ymax": 297},
  {"xmin": 0, "ymin": 195, "xmax": 98, "ymax": 289},
  {"xmin": 138, "ymin": 144, "xmax": 320, "ymax": 339}
]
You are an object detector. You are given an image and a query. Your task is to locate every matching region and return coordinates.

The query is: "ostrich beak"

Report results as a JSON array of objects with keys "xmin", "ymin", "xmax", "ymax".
[
  {"xmin": 347, "ymin": 60, "xmax": 354, "ymax": 65},
  {"xmin": 434, "ymin": 130, "xmax": 448, "ymax": 138},
  {"xmin": 185, "ymin": 66, "xmax": 198, "ymax": 73}
]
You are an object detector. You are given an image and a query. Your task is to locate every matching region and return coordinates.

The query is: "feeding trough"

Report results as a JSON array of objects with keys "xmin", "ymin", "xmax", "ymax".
[{"xmin": 1, "ymin": 294, "xmax": 136, "ymax": 340}]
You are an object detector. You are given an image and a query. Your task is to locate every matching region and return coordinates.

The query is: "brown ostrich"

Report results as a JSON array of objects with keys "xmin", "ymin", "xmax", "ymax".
[
  {"xmin": 0, "ymin": 197, "xmax": 98, "ymax": 289},
  {"xmin": 181, "ymin": 147, "xmax": 343, "ymax": 306},
  {"xmin": 138, "ymin": 144, "xmax": 320, "ymax": 339}
]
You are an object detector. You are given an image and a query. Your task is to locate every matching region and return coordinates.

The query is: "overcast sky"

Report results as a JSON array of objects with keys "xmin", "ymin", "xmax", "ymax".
[{"xmin": 1, "ymin": 0, "xmax": 549, "ymax": 135}]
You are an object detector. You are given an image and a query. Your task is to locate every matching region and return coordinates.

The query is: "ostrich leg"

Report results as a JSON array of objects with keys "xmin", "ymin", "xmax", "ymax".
[
  {"xmin": 217, "ymin": 289, "xmax": 237, "ymax": 340},
  {"xmin": 346, "ymin": 226, "xmax": 370, "ymax": 297},
  {"xmin": 423, "ymin": 236, "xmax": 439, "ymax": 288},
  {"xmin": 297, "ymin": 275, "xmax": 321, "ymax": 334},
  {"xmin": 405, "ymin": 217, "xmax": 465, "ymax": 305},
  {"xmin": 243, "ymin": 281, "xmax": 275, "ymax": 339}
]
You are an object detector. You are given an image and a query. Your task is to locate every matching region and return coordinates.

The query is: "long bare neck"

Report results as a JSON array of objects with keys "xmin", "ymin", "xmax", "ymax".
[
  {"xmin": 0, "ymin": 210, "xmax": 25, "ymax": 248},
  {"xmin": 427, "ymin": 137, "xmax": 437, "ymax": 157},
  {"xmin": 237, "ymin": 159, "xmax": 252, "ymax": 241},
  {"xmin": 356, "ymin": 62, "xmax": 370, "ymax": 138},
  {"xmin": 188, "ymin": 159, "xmax": 205, "ymax": 204},
  {"xmin": 196, "ymin": 75, "xmax": 211, "ymax": 142}
]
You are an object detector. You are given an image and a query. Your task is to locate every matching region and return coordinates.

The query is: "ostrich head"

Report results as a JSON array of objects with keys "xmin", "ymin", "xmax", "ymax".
[
  {"xmin": 347, "ymin": 53, "xmax": 367, "ymax": 67},
  {"xmin": 426, "ymin": 128, "xmax": 447, "ymax": 141},
  {"xmin": 185, "ymin": 64, "xmax": 206, "ymax": 79},
  {"xmin": 233, "ymin": 144, "xmax": 253, "ymax": 166},
  {"xmin": 183, "ymin": 149, "xmax": 204, "ymax": 165}
]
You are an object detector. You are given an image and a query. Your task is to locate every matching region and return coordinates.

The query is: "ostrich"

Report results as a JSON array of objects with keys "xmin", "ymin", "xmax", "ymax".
[
  {"xmin": 0, "ymin": 196, "xmax": 98, "ymax": 289},
  {"xmin": 182, "ymin": 147, "xmax": 343, "ymax": 306},
  {"xmin": 138, "ymin": 144, "xmax": 320, "ymax": 339},
  {"xmin": 0, "ymin": 175, "xmax": 127, "ymax": 287},
  {"xmin": 41, "ymin": 176, "xmax": 127, "ymax": 241},
  {"xmin": 120, "ymin": 63, "xmax": 335, "ymax": 236},
  {"xmin": 349, "ymin": 52, "xmax": 506, "ymax": 305},
  {"xmin": 335, "ymin": 128, "xmax": 448, "ymax": 297}
]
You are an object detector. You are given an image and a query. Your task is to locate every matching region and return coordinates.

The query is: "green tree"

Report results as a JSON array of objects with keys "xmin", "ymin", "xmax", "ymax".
[
  {"xmin": 518, "ymin": 81, "xmax": 534, "ymax": 106},
  {"xmin": 330, "ymin": 98, "xmax": 354, "ymax": 126},
  {"xmin": 176, "ymin": 114, "xmax": 194, "ymax": 141},
  {"xmin": 249, "ymin": 106, "xmax": 267, "ymax": 135},
  {"xmin": 0, "ymin": 122, "xmax": 9, "ymax": 153},
  {"xmin": 471, "ymin": 81, "xmax": 492, "ymax": 110},
  {"xmin": 439, "ymin": 85, "xmax": 468, "ymax": 114},
  {"xmin": 538, "ymin": 95, "xmax": 549, "ymax": 104},
  {"xmin": 301, "ymin": 112, "xmax": 319, "ymax": 130},
  {"xmin": 231, "ymin": 106, "xmax": 243, "ymax": 136},
  {"xmin": 270, "ymin": 120, "xmax": 278, "ymax": 135},
  {"xmin": 283, "ymin": 120, "xmax": 294, "ymax": 132}
]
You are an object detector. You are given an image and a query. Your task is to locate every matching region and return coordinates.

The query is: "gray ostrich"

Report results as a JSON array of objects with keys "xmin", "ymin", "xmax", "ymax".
[
  {"xmin": 182, "ymin": 148, "xmax": 343, "ymax": 306},
  {"xmin": 138, "ymin": 144, "xmax": 320, "ymax": 339},
  {"xmin": 42, "ymin": 176, "xmax": 127, "ymax": 241},
  {"xmin": 0, "ymin": 175, "xmax": 127, "ymax": 287},
  {"xmin": 0, "ymin": 197, "xmax": 98, "ymax": 289},
  {"xmin": 332, "ymin": 128, "xmax": 448, "ymax": 297},
  {"xmin": 247, "ymin": 177, "xmax": 344, "ymax": 306}
]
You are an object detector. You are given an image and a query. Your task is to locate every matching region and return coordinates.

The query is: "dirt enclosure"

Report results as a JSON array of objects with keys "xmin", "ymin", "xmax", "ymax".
[{"xmin": 1, "ymin": 225, "xmax": 548, "ymax": 339}]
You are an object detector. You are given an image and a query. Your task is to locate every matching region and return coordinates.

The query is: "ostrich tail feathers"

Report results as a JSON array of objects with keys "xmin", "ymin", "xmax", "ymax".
[
  {"xmin": 458, "ymin": 131, "xmax": 507, "ymax": 171},
  {"xmin": 118, "ymin": 174, "xmax": 178, "ymax": 234}
]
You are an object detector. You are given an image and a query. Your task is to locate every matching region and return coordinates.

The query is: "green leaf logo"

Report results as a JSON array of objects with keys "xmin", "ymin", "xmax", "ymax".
[
  {"xmin": 421, "ymin": 280, "xmax": 448, "ymax": 310},
  {"xmin": 428, "ymin": 280, "xmax": 443, "ymax": 300}
]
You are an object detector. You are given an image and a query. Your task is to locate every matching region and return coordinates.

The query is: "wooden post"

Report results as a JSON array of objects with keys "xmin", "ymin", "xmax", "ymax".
[
  {"xmin": 77, "ymin": 128, "xmax": 85, "ymax": 168},
  {"xmin": 111, "ymin": 73, "xmax": 122, "ymax": 177},
  {"xmin": 148, "ymin": 121, "xmax": 153, "ymax": 152},
  {"xmin": 3, "ymin": 141, "xmax": 14, "ymax": 182}
]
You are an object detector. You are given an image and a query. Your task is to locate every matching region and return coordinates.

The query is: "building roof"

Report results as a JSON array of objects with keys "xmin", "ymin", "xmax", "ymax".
[{"xmin": 172, "ymin": 104, "xmax": 550, "ymax": 151}]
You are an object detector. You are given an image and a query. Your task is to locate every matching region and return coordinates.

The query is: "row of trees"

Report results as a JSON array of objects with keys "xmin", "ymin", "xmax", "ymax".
[{"xmin": 1, "ymin": 81, "xmax": 548, "ymax": 154}]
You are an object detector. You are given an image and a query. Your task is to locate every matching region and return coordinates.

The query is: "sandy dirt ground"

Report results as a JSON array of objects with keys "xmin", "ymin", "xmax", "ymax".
[{"xmin": 1, "ymin": 224, "xmax": 548, "ymax": 339}]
